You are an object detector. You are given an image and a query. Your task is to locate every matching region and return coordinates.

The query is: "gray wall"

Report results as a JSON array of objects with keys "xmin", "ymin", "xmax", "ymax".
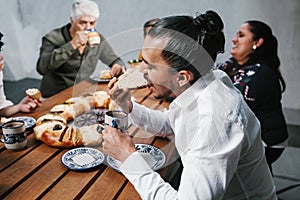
[{"xmin": 0, "ymin": 0, "xmax": 299, "ymax": 122}]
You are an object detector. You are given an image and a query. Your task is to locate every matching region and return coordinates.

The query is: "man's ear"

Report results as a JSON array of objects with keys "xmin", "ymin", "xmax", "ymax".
[{"xmin": 176, "ymin": 70, "xmax": 194, "ymax": 87}]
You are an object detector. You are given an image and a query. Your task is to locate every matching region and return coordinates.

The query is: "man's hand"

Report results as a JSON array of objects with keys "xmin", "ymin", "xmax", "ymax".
[
  {"xmin": 102, "ymin": 126, "xmax": 136, "ymax": 163},
  {"xmin": 70, "ymin": 31, "xmax": 88, "ymax": 49},
  {"xmin": 110, "ymin": 63, "xmax": 125, "ymax": 77},
  {"xmin": 108, "ymin": 77, "xmax": 133, "ymax": 113}
]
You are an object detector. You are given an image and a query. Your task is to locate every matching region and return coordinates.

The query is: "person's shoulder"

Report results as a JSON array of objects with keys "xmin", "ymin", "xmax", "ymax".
[
  {"xmin": 43, "ymin": 24, "xmax": 69, "ymax": 44},
  {"xmin": 245, "ymin": 63, "xmax": 275, "ymax": 77}
]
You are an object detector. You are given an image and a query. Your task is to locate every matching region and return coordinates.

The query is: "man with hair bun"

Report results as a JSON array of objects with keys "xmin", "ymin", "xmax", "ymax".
[
  {"xmin": 102, "ymin": 11, "xmax": 277, "ymax": 199},
  {"xmin": 36, "ymin": 0, "xmax": 125, "ymax": 97}
]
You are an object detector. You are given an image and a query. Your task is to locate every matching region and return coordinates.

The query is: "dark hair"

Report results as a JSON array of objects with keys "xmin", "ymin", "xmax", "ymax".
[
  {"xmin": 147, "ymin": 10, "xmax": 225, "ymax": 81},
  {"xmin": 143, "ymin": 18, "xmax": 160, "ymax": 37},
  {"xmin": 0, "ymin": 32, "xmax": 4, "ymax": 51},
  {"xmin": 244, "ymin": 20, "xmax": 286, "ymax": 92}
]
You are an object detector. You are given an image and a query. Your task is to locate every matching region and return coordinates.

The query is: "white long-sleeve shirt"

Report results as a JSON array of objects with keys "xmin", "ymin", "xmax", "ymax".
[
  {"xmin": 0, "ymin": 71, "xmax": 13, "ymax": 110},
  {"xmin": 120, "ymin": 70, "xmax": 277, "ymax": 200}
]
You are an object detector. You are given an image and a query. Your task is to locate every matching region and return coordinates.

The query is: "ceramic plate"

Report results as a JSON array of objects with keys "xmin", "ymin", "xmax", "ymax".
[
  {"xmin": 13, "ymin": 116, "xmax": 36, "ymax": 129},
  {"xmin": 61, "ymin": 147, "xmax": 105, "ymax": 171},
  {"xmin": 107, "ymin": 144, "xmax": 166, "ymax": 172},
  {"xmin": 89, "ymin": 74, "xmax": 111, "ymax": 83}
]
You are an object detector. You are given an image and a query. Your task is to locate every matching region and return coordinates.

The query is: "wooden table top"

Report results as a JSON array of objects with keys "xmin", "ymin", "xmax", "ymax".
[{"xmin": 0, "ymin": 80, "xmax": 176, "ymax": 200}]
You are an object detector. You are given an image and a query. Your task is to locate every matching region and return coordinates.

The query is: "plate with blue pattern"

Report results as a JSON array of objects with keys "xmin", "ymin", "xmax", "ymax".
[
  {"xmin": 89, "ymin": 74, "xmax": 111, "ymax": 83},
  {"xmin": 61, "ymin": 147, "xmax": 105, "ymax": 171},
  {"xmin": 13, "ymin": 116, "xmax": 36, "ymax": 130},
  {"xmin": 106, "ymin": 144, "xmax": 166, "ymax": 172}
]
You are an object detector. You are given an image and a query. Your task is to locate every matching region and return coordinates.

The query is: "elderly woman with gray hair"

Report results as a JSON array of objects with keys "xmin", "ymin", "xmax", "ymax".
[{"xmin": 36, "ymin": 0, "xmax": 125, "ymax": 97}]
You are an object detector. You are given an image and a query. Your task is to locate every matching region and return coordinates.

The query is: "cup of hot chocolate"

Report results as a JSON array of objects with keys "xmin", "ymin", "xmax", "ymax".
[{"xmin": 0, "ymin": 120, "xmax": 27, "ymax": 151}]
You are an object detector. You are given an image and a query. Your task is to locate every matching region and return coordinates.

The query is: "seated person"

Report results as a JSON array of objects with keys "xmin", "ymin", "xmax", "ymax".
[
  {"xmin": 216, "ymin": 20, "xmax": 288, "ymax": 173},
  {"xmin": 36, "ymin": 0, "xmax": 125, "ymax": 97},
  {"xmin": 0, "ymin": 35, "xmax": 40, "ymax": 117},
  {"xmin": 103, "ymin": 11, "xmax": 277, "ymax": 199}
]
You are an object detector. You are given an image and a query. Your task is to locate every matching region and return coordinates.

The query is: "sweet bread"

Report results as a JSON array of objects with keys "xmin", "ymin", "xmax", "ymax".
[
  {"xmin": 34, "ymin": 122, "xmax": 83, "ymax": 148},
  {"xmin": 93, "ymin": 91, "xmax": 110, "ymax": 108},
  {"xmin": 26, "ymin": 88, "xmax": 42, "ymax": 100},
  {"xmin": 36, "ymin": 113, "xmax": 67, "ymax": 126},
  {"xmin": 116, "ymin": 69, "xmax": 147, "ymax": 89},
  {"xmin": 34, "ymin": 91, "xmax": 112, "ymax": 148},
  {"xmin": 100, "ymin": 69, "xmax": 112, "ymax": 79},
  {"xmin": 34, "ymin": 115, "xmax": 103, "ymax": 148}
]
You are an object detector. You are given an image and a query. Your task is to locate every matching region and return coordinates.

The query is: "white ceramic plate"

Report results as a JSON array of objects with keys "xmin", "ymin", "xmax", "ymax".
[
  {"xmin": 107, "ymin": 144, "xmax": 166, "ymax": 172},
  {"xmin": 89, "ymin": 74, "xmax": 111, "ymax": 83},
  {"xmin": 61, "ymin": 147, "xmax": 105, "ymax": 171},
  {"xmin": 13, "ymin": 116, "xmax": 36, "ymax": 129}
]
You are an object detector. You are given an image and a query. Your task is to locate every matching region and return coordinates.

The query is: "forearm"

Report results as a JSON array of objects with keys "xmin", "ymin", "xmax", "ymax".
[
  {"xmin": 129, "ymin": 101, "xmax": 173, "ymax": 137},
  {"xmin": 0, "ymin": 104, "xmax": 20, "ymax": 117}
]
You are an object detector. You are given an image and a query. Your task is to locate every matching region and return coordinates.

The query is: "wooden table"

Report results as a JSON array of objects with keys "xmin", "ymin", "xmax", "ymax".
[{"xmin": 0, "ymin": 80, "xmax": 177, "ymax": 200}]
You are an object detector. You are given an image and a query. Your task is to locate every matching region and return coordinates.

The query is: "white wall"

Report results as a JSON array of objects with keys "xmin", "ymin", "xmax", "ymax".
[{"xmin": 0, "ymin": 0, "xmax": 299, "ymax": 117}]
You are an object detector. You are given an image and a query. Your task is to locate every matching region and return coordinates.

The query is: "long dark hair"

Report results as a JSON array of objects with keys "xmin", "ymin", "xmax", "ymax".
[
  {"xmin": 147, "ymin": 10, "xmax": 225, "ymax": 81},
  {"xmin": 244, "ymin": 20, "xmax": 286, "ymax": 92},
  {"xmin": 0, "ymin": 32, "xmax": 4, "ymax": 51}
]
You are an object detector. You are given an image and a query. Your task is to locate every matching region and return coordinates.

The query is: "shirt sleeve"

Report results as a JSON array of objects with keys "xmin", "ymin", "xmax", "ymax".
[
  {"xmin": 122, "ymin": 110, "xmax": 245, "ymax": 199},
  {"xmin": 120, "ymin": 152, "xmax": 178, "ymax": 200},
  {"xmin": 0, "ymin": 71, "xmax": 13, "ymax": 110},
  {"xmin": 129, "ymin": 101, "xmax": 174, "ymax": 138},
  {"xmin": 36, "ymin": 36, "xmax": 77, "ymax": 75},
  {"xmin": 97, "ymin": 36, "xmax": 125, "ymax": 67}
]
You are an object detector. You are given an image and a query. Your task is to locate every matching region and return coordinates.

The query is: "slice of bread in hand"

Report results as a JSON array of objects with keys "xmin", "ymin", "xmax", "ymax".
[
  {"xmin": 116, "ymin": 70, "xmax": 147, "ymax": 90},
  {"xmin": 26, "ymin": 88, "xmax": 41, "ymax": 100}
]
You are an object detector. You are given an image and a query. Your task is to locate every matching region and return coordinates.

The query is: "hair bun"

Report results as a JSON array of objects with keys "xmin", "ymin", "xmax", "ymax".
[{"xmin": 194, "ymin": 10, "xmax": 224, "ymax": 35}]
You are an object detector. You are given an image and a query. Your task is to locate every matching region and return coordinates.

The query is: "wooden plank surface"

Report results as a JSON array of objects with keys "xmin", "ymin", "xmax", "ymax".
[{"xmin": 0, "ymin": 144, "xmax": 61, "ymax": 197}]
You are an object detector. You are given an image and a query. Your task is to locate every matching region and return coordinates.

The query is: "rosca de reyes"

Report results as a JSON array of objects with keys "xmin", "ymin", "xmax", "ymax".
[{"xmin": 33, "ymin": 91, "xmax": 112, "ymax": 148}]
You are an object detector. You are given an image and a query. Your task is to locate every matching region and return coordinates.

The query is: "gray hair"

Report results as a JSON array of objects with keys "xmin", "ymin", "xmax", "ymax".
[{"xmin": 71, "ymin": 0, "xmax": 100, "ymax": 21}]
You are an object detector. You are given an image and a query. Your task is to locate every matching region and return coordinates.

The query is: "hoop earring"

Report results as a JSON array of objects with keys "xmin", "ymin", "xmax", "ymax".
[{"xmin": 252, "ymin": 45, "xmax": 257, "ymax": 50}]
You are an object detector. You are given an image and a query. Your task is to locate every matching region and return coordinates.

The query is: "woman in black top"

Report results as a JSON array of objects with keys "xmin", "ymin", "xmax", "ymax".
[{"xmin": 217, "ymin": 20, "xmax": 288, "ymax": 173}]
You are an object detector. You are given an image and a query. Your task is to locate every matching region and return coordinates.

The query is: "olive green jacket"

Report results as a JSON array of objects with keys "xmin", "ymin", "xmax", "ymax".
[{"xmin": 36, "ymin": 23, "xmax": 124, "ymax": 97}]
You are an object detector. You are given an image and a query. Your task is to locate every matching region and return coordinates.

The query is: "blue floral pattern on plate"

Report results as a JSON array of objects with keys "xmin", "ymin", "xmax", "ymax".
[
  {"xmin": 13, "ymin": 116, "xmax": 36, "ymax": 129},
  {"xmin": 107, "ymin": 144, "xmax": 166, "ymax": 172},
  {"xmin": 61, "ymin": 147, "xmax": 105, "ymax": 171}
]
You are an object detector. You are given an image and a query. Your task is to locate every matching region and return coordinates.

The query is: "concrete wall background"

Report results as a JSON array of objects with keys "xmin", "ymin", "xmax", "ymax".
[{"xmin": 0, "ymin": 0, "xmax": 299, "ymax": 115}]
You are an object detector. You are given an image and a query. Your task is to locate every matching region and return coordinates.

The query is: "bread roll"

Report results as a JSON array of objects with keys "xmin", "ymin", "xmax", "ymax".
[
  {"xmin": 26, "ymin": 88, "xmax": 42, "ymax": 100},
  {"xmin": 50, "ymin": 97, "xmax": 90, "ymax": 121},
  {"xmin": 100, "ymin": 69, "xmax": 112, "ymax": 79},
  {"xmin": 93, "ymin": 91, "xmax": 110, "ymax": 108}
]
